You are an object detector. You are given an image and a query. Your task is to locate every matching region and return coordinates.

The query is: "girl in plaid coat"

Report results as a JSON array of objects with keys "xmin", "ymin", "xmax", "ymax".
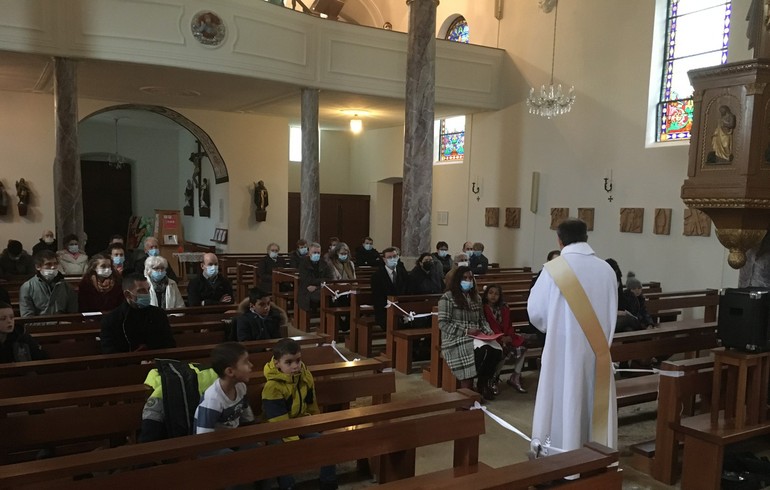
[{"xmin": 438, "ymin": 266, "xmax": 502, "ymax": 400}]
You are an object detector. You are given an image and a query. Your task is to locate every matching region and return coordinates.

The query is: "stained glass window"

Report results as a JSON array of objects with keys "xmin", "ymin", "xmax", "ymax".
[
  {"xmin": 438, "ymin": 116, "xmax": 465, "ymax": 162},
  {"xmin": 657, "ymin": 0, "xmax": 731, "ymax": 142},
  {"xmin": 446, "ymin": 16, "xmax": 469, "ymax": 44}
]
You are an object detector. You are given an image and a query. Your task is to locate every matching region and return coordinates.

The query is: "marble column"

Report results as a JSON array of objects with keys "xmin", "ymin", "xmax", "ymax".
[
  {"xmin": 401, "ymin": 0, "xmax": 437, "ymax": 256},
  {"xmin": 53, "ymin": 57, "xmax": 84, "ymax": 246},
  {"xmin": 300, "ymin": 88, "xmax": 320, "ymax": 243}
]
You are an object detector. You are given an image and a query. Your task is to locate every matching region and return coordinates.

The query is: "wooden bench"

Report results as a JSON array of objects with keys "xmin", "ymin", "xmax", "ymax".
[
  {"xmin": 319, "ymin": 280, "xmax": 358, "ymax": 341},
  {"xmin": 272, "ymin": 268, "xmax": 298, "ymax": 319},
  {"xmin": 0, "ymin": 391, "xmax": 482, "ymax": 488},
  {"xmin": 378, "ymin": 442, "xmax": 620, "ymax": 489},
  {"xmin": 393, "ymin": 327, "xmax": 432, "ymax": 374},
  {"xmin": 645, "ymin": 288, "xmax": 719, "ymax": 324},
  {"xmin": 350, "ymin": 289, "xmax": 378, "ymax": 357},
  {"xmin": 384, "ymin": 294, "xmax": 440, "ymax": 363}
]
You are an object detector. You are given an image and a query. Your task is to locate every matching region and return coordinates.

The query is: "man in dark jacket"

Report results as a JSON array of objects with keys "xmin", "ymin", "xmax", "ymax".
[
  {"xmin": 0, "ymin": 302, "xmax": 46, "ymax": 363},
  {"xmin": 288, "ymin": 239, "xmax": 309, "ymax": 269},
  {"xmin": 298, "ymin": 242, "xmax": 331, "ymax": 313},
  {"xmin": 0, "ymin": 240, "xmax": 36, "ymax": 277},
  {"xmin": 235, "ymin": 288, "xmax": 282, "ymax": 341},
  {"xmin": 100, "ymin": 273, "xmax": 176, "ymax": 354},
  {"xmin": 132, "ymin": 237, "xmax": 178, "ymax": 281},
  {"xmin": 370, "ymin": 247, "xmax": 408, "ymax": 327},
  {"xmin": 186, "ymin": 253, "xmax": 234, "ymax": 306},
  {"xmin": 31, "ymin": 230, "xmax": 57, "ymax": 256},
  {"xmin": 354, "ymin": 237, "xmax": 381, "ymax": 267}
]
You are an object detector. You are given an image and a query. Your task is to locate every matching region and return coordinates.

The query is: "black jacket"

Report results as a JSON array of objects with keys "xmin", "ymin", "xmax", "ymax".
[
  {"xmin": 0, "ymin": 324, "xmax": 46, "ymax": 363},
  {"xmin": 100, "ymin": 301, "xmax": 176, "ymax": 354},
  {"xmin": 32, "ymin": 239, "xmax": 57, "ymax": 256},
  {"xmin": 186, "ymin": 274, "xmax": 234, "ymax": 306},
  {"xmin": 298, "ymin": 257, "xmax": 332, "ymax": 311},
  {"xmin": 469, "ymin": 253, "xmax": 489, "ymax": 275},
  {"xmin": 354, "ymin": 246, "xmax": 381, "ymax": 267},
  {"xmin": 259, "ymin": 255, "xmax": 287, "ymax": 293},
  {"xmin": 407, "ymin": 265, "xmax": 444, "ymax": 295},
  {"xmin": 431, "ymin": 252, "xmax": 452, "ymax": 275},
  {"xmin": 370, "ymin": 262, "xmax": 408, "ymax": 327},
  {"xmin": 288, "ymin": 250, "xmax": 305, "ymax": 269},
  {"xmin": 235, "ymin": 309, "xmax": 282, "ymax": 342}
]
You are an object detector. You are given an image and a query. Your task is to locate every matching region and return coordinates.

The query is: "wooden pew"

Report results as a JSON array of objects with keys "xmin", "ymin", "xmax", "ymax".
[
  {"xmin": 350, "ymin": 288, "xmax": 377, "ymax": 357},
  {"xmin": 272, "ymin": 268, "xmax": 298, "ymax": 319},
  {"xmin": 318, "ymin": 281, "xmax": 358, "ymax": 341},
  {"xmin": 378, "ymin": 442, "xmax": 620, "ymax": 489},
  {"xmin": 385, "ymin": 294, "xmax": 440, "ymax": 373},
  {"xmin": 645, "ymin": 288, "xmax": 719, "ymax": 323},
  {"xmin": 0, "ymin": 391, "xmax": 482, "ymax": 488}
]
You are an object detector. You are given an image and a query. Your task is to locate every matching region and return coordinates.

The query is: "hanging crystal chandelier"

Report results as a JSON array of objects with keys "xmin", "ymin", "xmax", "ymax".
[{"xmin": 527, "ymin": 0, "xmax": 575, "ymax": 118}]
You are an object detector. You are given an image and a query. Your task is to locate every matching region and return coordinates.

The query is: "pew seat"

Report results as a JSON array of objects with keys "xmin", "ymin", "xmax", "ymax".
[{"xmin": 393, "ymin": 327, "xmax": 431, "ymax": 374}]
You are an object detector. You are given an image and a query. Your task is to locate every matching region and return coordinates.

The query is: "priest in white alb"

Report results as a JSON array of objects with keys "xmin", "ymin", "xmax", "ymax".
[{"xmin": 527, "ymin": 218, "xmax": 618, "ymax": 455}]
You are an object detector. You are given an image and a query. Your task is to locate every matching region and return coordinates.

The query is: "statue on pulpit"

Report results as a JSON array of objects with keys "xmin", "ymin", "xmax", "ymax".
[{"xmin": 707, "ymin": 105, "xmax": 736, "ymax": 164}]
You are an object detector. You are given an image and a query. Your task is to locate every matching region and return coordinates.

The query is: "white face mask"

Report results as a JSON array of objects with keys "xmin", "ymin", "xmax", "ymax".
[
  {"xmin": 40, "ymin": 268, "xmax": 57, "ymax": 280},
  {"xmin": 96, "ymin": 267, "xmax": 112, "ymax": 278},
  {"xmin": 43, "ymin": 237, "xmax": 54, "ymax": 245},
  {"xmin": 457, "ymin": 261, "xmax": 469, "ymax": 267}
]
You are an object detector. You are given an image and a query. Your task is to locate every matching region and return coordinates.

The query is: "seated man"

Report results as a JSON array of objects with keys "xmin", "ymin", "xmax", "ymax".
[
  {"xmin": 19, "ymin": 250, "xmax": 78, "ymax": 317},
  {"xmin": 370, "ymin": 247, "xmax": 408, "ymax": 327},
  {"xmin": 469, "ymin": 242, "xmax": 489, "ymax": 275},
  {"xmin": 0, "ymin": 301, "xmax": 46, "ymax": 362},
  {"xmin": 31, "ymin": 230, "xmax": 57, "ymax": 256},
  {"xmin": 0, "ymin": 239, "xmax": 36, "ymax": 277},
  {"xmin": 431, "ymin": 241, "xmax": 452, "ymax": 276},
  {"xmin": 132, "ymin": 236, "xmax": 178, "ymax": 282},
  {"xmin": 288, "ymin": 238, "xmax": 309, "ymax": 268},
  {"xmin": 109, "ymin": 242, "xmax": 133, "ymax": 276},
  {"xmin": 298, "ymin": 242, "xmax": 331, "ymax": 313},
  {"xmin": 187, "ymin": 253, "xmax": 234, "ymax": 306},
  {"xmin": 354, "ymin": 236, "xmax": 381, "ymax": 267},
  {"xmin": 100, "ymin": 273, "xmax": 176, "ymax": 353},
  {"xmin": 235, "ymin": 288, "xmax": 284, "ymax": 341}
]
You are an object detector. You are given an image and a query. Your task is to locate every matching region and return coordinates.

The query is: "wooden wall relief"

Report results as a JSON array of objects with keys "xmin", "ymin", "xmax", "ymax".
[
  {"xmin": 619, "ymin": 208, "xmax": 644, "ymax": 233},
  {"xmin": 683, "ymin": 208, "xmax": 712, "ymax": 236},
  {"xmin": 485, "ymin": 207, "xmax": 499, "ymax": 227},
  {"xmin": 653, "ymin": 208, "xmax": 672, "ymax": 235},
  {"xmin": 550, "ymin": 208, "xmax": 569, "ymax": 230},
  {"xmin": 578, "ymin": 208, "xmax": 594, "ymax": 231},
  {"xmin": 505, "ymin": 207, "xmax": 521, "ymax": 228}
]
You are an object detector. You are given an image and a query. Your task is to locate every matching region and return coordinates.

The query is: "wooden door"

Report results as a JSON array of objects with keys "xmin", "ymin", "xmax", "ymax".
[
  {"xmin": 81, "ymin": 160, "xmax": 132, "ymax": 256},
  {"xmin": 288, "ymin": 193, "xmax": 370, "ymax": 249}
]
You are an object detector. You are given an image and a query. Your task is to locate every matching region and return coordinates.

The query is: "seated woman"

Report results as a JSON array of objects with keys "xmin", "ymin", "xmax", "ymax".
[
  {"xmin": 482, "ymin": 284, "xmax": 527, "ymax": 394},
  {"xmin": 625, "ymin": 272, "xmax": 655, "ymax": 328},
  {"xmin": 144, "ymin": 256, "xmax": 185, "ymax": 309},
  {"xmin": 57, "ymin": 233, "xmax": 88, "ymax": 276},
  {"xmin": 0, "ymin": 301, "xmax": 46, "ymax": 362},
  {"xmin": 326, "ymin": 242, "xmax": 356, "ymax": 280},
  {"xmin": 606, "ymin": 258, "xmax": 643, "ymax": 333},
  {"xmin": 443, "ymin": 252, "xmax": 469, "ymax": 290},
  {"xmin": 78, "ymin": 254, "xmax": 124, "ymax": 313},
  {"xmin": 438, "ymin": 266, "xmax": 502, "ymax": 401},
  {"xmin": 407, "ymin": 253, "xmax": 444, "ymax": 294}
]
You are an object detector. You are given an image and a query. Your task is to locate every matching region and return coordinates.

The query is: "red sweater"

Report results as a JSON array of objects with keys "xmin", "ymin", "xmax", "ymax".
[
  {"xmin": 483, "ymin": 304, "xmax": 524, "ymax": 347},
  {"xmin": 78, "ymin": 276, "xmax": 125, "ymax": 313}
]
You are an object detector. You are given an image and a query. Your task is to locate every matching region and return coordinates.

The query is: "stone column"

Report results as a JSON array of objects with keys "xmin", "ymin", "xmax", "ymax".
[
  {"xmin": 401, "ymin": 0, "xmax": 437, "ymax": 256},
  {"xmin": 300, "ymin": 88, "xmax": 320, "ymax": 243},
  {"xmin": 53, "ymin": 57, "xmax": 84, "ymax": 247}
]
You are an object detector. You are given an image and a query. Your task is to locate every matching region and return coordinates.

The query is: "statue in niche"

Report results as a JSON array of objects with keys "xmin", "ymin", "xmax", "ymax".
[
  {"xmin": 620, "ymin": 208, "xmax": 644, "ymax": 233},
  {"xmin": 706, "ymin": 105, "xmax": 736, "ymax": 163},
  {"xmin": 683, "ymin": 208, "xmax": 712, "ymax": 237},
  {"xmin": 199, "ymin": 178, "xmax": 211, "ymax": 218},
  {"xmin": 0, "ymin": 182, "xmax": 7, "ymax": 215},
  {"xmin": 654, "ymin": 208, "xmax": 672, "ymax": 235},
  {"xmin": 183, "ymin": 179, "xmax": 194, "ymax": 216},
  {"xmin": 254, "ymin": 180, "xmax": 268, "ymax": 222},
  {"xmin": 550, "ymin": 208, "xmax": 569, "ymax": 230},
  {"xmin": 15, "ymin": 178, "xmax": 30, "ymax": 216}
]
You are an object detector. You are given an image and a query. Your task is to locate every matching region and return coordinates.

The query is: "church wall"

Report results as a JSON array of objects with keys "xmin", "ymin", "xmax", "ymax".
[{"xmin": 288, "ymin": 129, "xmax": 352, "ymax": 194}]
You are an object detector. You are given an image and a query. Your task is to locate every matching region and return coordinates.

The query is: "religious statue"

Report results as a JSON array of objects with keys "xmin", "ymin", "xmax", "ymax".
[
  {"xmin": 183, "ymin": 179, "xmax": 194, "ymax": 216},
  {"xmin": 15, "ymin": 178, "xmax": 30, "ymax": 216},
  {"xmin": 0, "ymin": 182, "xmax": 7, "ymax": 215},
  {"xmin": 707, "ymin": 105, "xmax": 736, "ymax": 163},
  {"xmin": 254, "ymin": 180, "xmax": 268, "ymax": 222},
  {"xmin": 199, "ymin": 178, "xmax": 211, "ymax": 217}
]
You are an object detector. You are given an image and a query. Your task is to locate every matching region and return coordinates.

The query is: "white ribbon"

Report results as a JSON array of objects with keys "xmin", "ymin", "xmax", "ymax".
[
  {"xmin": 321, "ymin": 282, "xmax": 353, "ymax": 302},
  {"xmin": 385, "ymin": 300, "xmax": 438, "ymax": 323},
  {"xmin": 613, "ymin": 367, "xmax": 685, "ymax": 377},
  {"xmin": 323, "ymin": 340, "xmax": 360, "ymax": 362},
  {"xmin": 469, "ymin": 402, "xmax": 568, "ymax": 457}
]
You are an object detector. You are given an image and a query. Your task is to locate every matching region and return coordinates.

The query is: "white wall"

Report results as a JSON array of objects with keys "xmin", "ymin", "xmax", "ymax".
[{"xmin": 289, "ymin": 129, "xmax": 353, "ymax": 194}]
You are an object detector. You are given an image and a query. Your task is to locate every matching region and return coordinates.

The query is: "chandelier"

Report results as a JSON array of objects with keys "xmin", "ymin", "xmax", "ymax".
[{"xmin": 526, "ymin": 0, "xmax": 575, "ymax": 118}]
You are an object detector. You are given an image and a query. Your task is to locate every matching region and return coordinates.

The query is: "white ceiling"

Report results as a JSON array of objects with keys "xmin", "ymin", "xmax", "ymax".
[{"xmin": 0, "ymin": 50, "xmax": 475, "ymax": 131}]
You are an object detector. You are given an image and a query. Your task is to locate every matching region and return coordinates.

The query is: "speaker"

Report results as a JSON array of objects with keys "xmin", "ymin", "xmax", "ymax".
[{"xmin": 717, "ymin": 287, "xmax": 770, "ymax": 352}]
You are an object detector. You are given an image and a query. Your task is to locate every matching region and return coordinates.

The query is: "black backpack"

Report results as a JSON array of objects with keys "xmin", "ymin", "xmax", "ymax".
[{"xmin": 156, "ymin": 359, "xmax": 202, "ymax": 438}]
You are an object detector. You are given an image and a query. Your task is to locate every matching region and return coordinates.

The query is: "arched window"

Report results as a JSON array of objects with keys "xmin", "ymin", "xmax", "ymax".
[
  {"xmin": 437, "ymin": 115, "xmax": 465, "ymax": 162},
  {"xmin": 656, "ymin": 0, "xmax": 732, "ymax": 142},
  {"xmin": 445, "ymin": 16, "xmax": 469, "ymax": 44}
]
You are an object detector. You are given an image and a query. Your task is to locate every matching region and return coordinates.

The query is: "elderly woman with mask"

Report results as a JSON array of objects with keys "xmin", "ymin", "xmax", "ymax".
[
  {"xmin": 144, "ymin": 255, "xmax": 185, "ymax": 309},
  {"xmin": 57, "ymin": 234, "xmax": 88, "ymax": 276},
  {"xmin": 78, "ymin": 254, "xmax": 124, "ymax": 313}
]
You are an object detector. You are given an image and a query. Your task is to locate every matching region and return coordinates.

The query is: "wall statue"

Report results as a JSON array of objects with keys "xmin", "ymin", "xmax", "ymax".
[
  {"xmin": 15, "ymin": 178, "xmax": 30, "ymax": 217},
  {"xmin": 254, "ymin": 180, "xmax": 268, "ymax": 222}
]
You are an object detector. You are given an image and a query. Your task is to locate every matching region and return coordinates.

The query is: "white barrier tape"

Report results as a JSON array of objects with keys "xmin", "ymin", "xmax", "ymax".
[
  {"xmin": 324, "ymin": 341, "xmax": 360, "ymax": 362},
  {"xmin": 320, "ymin": 283, "xmax": 353, "ymax": 302},
  {"xmin": 613, "ymin": 367, "xmax": 685, "ymax": 377},
  {"xmin": 237, "ymin": 262, "xmax": 259, "ymax": 269},
  {"xmin": 470, "ymin": 401, "xmax": 532, "ymax": 442},
  {"xmin": 385, "ymin": 300, "xmax": 438, "ymax": 322},
  {"xmin": 470, "ymin": 402, "xmax": 569, "ymax": 457}
]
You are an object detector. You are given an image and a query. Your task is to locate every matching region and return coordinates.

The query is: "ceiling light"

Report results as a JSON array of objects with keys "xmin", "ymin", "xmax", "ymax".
[{"xmin": 350, "ymin": 117, "xmax": 363, "ymax": 134}]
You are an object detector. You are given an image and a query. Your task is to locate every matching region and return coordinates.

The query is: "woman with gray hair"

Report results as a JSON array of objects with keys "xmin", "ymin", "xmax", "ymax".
[{"xmin": 144, "ymin": 255, "xmax": 185, "ymax": 309}]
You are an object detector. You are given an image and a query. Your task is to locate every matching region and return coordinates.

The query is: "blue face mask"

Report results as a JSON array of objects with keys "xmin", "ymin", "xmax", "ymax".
[
  {"xmin": 150, "ymin": 270, "xmax": 166, "ymax": 282},
  {"xmin": 135, "ymin": 293, "xmax": 151, "ymax": 308},
  {"xmin": 438, "ymin": 250, "xmax": 448, "ymax": 258},
  {"xmin": 386, "ymin": 257, "xmax": 399, "ymax": 269},
  {"xmin": 299, "ymin": 247, "xmax": 308, "ymax": 255},
  {"xmin": 205, "ymin": 265, "xmax": 218, "ymax": 277},
  {"xmin": 269, "ymin": 251, "xmax": 278, "ymax": 259},
  {"xmin": 363, "ymin": 244, "xmax": 373, "ymax": 251},
  {"xmin": 338, "ymin": 254, "xmax": 348, "ymax": 262},
  {"xmin": 460, "ymin": 280, "xmax": 474, "ymax": 292},
  {"xmin": 147, "ymin": 248, "xmax": 160, "ymax": 257},
  {"xmin": 310, "ymin": 253, "xmax": 321, "ymax": 263},
  {"xmin": 473, "ymin": 250, "xmax": 482, "ymax": 257},
  {"xmin": 112, "ymin": 256, "xmax": 124, "ymax": 266},
  {"xmin": 67, "ymin": 244, "xmax": 79, "ymax": 254}
]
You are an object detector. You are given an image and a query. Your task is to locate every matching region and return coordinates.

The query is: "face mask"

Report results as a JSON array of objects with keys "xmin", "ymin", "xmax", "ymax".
[
  {"xmin": 112, "ymin": 256, "xmax": 124, "ymax": 266},
  {"xmin": 147, "ymin": 248, "xmax": 160, "ymax": 257},
  {"xmin": 40, "ymin": 268, "xmax": 57, "ymax": 280},
  {"xmin": 422, "ymin": 262, "xmax": 433, "ymax": 272},
  {"xmin": 44, "ymin": 237, "xmax": 54, "ymax": 245},
  {"xmin": 386, "ymin": 257, "xmax": 399, "ymax": 269},
  {"xmin": 310, "ymin": 253, "xmax": 321, "ymax": 263},
  {"xmin": 438, "ymin": 250, "xmax": 448, "ymax": 258},
  {"xmin": 473, "ymin": 250, "xmax": 482, "ymax": 257},
  {"xmin": 150, "ymin": 270, "xmax": 166, "ymax": 282},
  {"xmin": 135, "ymin": 293, "xmax": 151, "ymax": 308},
  {"xmin": 299, "ymin": 247, "xmax": 308, "ymax": 255},
  {"xmin": 460, "ymin": 280, "xmax": 474, "ymax": 292},
  {"xmin": 250, "ymin": 307, "xmax": 268, "ymax": 318},
  {"xmin": 206, "ymin": 265, "xmax": 218, "ymax": 277},
  {"xmin": 338, "ymin": 254, "xmax": 348, "ymax": 262},
  {"xmin": 457, "ymin": 261, "xmax": 469, "ymax": 267},
  {"xmin": 363, "ymin": 244, "xmax": 373, "ymax": 251},
  {"xmin": 269, "ymin": 251, "xmax": 278, "ymax": 259},
  {"xmin": 9, "ymin": 255, "xmax": 19, "ymax": 261},
  {"xmin": 96, "ymin": 267, "xmax": 112, "ymax": 278},
  {"xmin": 67, "ymin": 244, "xmax": 79, "ymax": 254}
]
